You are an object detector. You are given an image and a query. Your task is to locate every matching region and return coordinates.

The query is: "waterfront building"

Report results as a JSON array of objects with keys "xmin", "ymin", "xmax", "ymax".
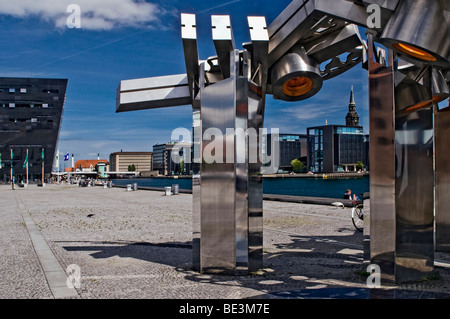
[
  {"xmin": 109, "ymin": 151, "xmax": 152, "ymax": 172},
  {"xmin": 307, "ymin": 87, "xmax": 368, "ymax": 173},
  {"xmin": 0, "ymin": 77, "xmax": 68, "ymax": 182},
  {"xmin": 152, "ymin": 142, "xmax": 191, "ymax": 176},
  {"xmin": 264, "ymin": 133, "xmax": 308, "ymax": 172}
]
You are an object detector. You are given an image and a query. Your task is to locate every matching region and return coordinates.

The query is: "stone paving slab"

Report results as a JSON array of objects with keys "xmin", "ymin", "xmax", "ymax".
[{"xmin": 0, "ymin": 184, "xmax": 449, "ymax": 300}]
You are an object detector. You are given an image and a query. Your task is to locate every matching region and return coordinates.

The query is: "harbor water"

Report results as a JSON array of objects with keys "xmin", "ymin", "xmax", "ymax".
[{"xmin": 111, "ymin": 175, "xmax": 369, "ymax": 199}]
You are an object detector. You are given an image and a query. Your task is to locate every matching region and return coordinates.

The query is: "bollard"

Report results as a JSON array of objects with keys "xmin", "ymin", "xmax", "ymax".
[
  {"xmin": 126, "ymin": 184, "xmax": 132, "ymax": 192},
  {"xmin": 172, "ymin": 184, "xmax": 179, "ymax": 195},
  {"xmin": 133, "ymin": 183, "xmax": 138, "ymax": 191},
  {"xmin": 165, "ymin": 186, "xmax": 172, "ymax": 196}
]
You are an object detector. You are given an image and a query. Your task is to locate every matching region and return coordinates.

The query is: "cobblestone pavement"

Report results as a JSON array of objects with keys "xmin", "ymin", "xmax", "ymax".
[{"xmin": 1, "ymin": 184, "xmax": 449, "ymax": 299}]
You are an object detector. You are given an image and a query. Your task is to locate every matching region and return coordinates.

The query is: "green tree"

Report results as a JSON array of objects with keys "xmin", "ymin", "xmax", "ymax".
[
  {"xmin": 180, "ymin": 159, "xmax": 184, "ymax": 175},
  {"xmin": 128, "ymin": 164, "xmax": 136, "ymax": 171},
  {"xmin": 356, "ymin": 161, "xmax": 364, "ymax": 171},
  {"xmin": 290, "ymin": 158, "xmax": 306, "ymax": 173}
]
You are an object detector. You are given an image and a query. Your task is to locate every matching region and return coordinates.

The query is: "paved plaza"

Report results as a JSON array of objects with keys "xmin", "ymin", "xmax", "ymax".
[{"xmin": 1, "ymin": 183, "xmax": 449, "ymax": 299}]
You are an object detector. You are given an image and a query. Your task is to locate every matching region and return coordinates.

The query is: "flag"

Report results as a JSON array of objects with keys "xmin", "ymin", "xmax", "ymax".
[
  {"xmin": 10, "ymin": 149, "xmax": 13, "ymax": 166},
  {"xmin": 23, "ymin": 152, "xmax": 28, "ymax": 169},
  {"xmin": 0, "ymin": 153, "xmax": 2, "ymax": 169},
  {"xmin": 64, "ymin": 153, "xmax": 70, "ymax": 161},
  {"xmin": 41, "ymin": 149, "xmax": 44, "ymax": 160}
]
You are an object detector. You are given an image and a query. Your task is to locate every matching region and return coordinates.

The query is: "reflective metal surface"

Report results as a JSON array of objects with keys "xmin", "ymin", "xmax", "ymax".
[
  {"xmin": 247, "ymin": 81, "xmax": 264, "ymax": 272},
  {"xmin": 435, "ymin": 107, "xmax": 450, "ymax": 252},
  {"xmin": 271, "ymin": 46, "xmax": 322, "ymax": 101},
  {"xmin": 266, "ymin": 0, "xmax": 365, "ymax": 81},
  {"xmin": 380, "ymin": 0, "xmax": 450, "ymax": 67},
  {"xmin": 212, "ymin": 15, "xmax": 236, "ymax": 80},
  {"xmin": 115, "ymin": 0, "xmax": 450, "ymax": 280},
  {"xmin": 200, "ymin": 57, "xmax": 238, "ymax": 273},
  {"xmin": 181, "ymin": 13, "xmax": 200, "ymax": 100},
  {"xmin": 367, "ymin": 34, "xmax": 396, "ymax": 282},
  {"xmin": 432, "ymin": 68, "xmax": 450, "ymax": 103},
  {"xmin": 116, "ymin": 74, "xmax": 191, "ymax": 112},
  {"xmin": 394, "ymin": 76, "xmax": 435, "ymax": 283},
  {"xmin": 191, "ymin": 94, "xmax": 202, "ymax": 271}
]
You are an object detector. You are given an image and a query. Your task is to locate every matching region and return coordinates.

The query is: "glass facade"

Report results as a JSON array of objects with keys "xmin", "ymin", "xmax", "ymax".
[
  {"xmin": 307, "ymin": 125, "xmax": 368, "ymax": 173},
  {"xmin": 308, "ymin": 128, "xmax": 324, "ymax": 173},
  {"xmin": 264, "ymin": 133, "xmax": 307, "ymax": 172},
  {"xmin": 0, "ymin": 77, "xmax": 68, "ymax": 182},
  {"xmin": 334, "ymin": 126, "xmax": 363, "ymax": 135}
]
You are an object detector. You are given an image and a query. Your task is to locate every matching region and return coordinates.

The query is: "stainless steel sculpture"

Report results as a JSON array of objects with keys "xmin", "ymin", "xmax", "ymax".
[{"xmin": 116, "ymin": 0, "xmax": 450, "ymax": 282}]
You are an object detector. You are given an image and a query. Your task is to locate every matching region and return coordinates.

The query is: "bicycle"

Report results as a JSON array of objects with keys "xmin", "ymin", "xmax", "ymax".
[{"xmin": 351, "ymin": 193, "xmax": 367, "ymax": 232}]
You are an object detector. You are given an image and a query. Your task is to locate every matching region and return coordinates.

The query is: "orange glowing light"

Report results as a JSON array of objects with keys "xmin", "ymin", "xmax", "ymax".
[
  {"xmin": 403, "ymin": 100, "xmax": 433, "ymax": 114},
  {"xmin": 392, "ymin": 43, "xmax": 437, "ymax": 62},
  {"xmin": 432, "ymin": 95, "xmax": 447, "ymax": 104},
  {"xmin": 282, "ymin": 76, "xmax": 314, "ymax": 97}
]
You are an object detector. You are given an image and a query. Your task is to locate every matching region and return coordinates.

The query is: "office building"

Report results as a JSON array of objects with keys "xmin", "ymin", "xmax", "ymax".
[
  {"xmin": 264, "ymin": 133, "xmax": 308, "ymax": 172},
  {"xmin": 109, "ymin": 151, "xmax": 152, "ymax": 172},
  {"xmin": 0, "ymin": 77, "xmax": 68, "ymax": 182},
  {"xmin": 153, "ymin": 142, "xmax": 191, "ymax": 176},
  {"xmin": 307, "ymin": 86, "xmax": 368, "ymax": 173}
]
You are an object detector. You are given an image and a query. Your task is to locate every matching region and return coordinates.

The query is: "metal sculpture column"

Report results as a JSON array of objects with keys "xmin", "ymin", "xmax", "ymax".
[
  {"xmin": 394, "ymin": 70, "xmax": 435, "ymax": 283},
  {"xmin": 115, "ymin": 0, "xmax": 450, "ymax": 282},
  {"xmin": 367, "ymin": 32, "xmax": 396, "ymax": 282},
  {"xmin": 200, "ymin": 49, "xmax": 247, "ymax": 273},
  {"xmin": 180, "ymin": 14, "xmax": 267, "ymax": 274},
  {"xmin": 435, "ymin": 105, "xmax": 450, "ymax": 252},
  {"xmin": 197, "ymin": 16, "xmax": 266, "ymax": 274}
]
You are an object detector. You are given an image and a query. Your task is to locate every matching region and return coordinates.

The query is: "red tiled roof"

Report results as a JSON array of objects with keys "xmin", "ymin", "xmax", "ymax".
[{"xmin": 74, "ymin": 159, "xmax": 109, "ymax": 169}]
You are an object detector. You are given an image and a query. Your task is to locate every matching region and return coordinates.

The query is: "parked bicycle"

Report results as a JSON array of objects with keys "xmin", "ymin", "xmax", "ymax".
[{"xmin": 351, "ymin": 192, "xmax": 368, "ymax": 232}]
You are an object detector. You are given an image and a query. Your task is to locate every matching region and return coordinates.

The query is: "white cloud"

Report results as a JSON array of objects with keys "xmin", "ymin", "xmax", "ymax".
[{"xmin": 0, "ymin": 0, "xmax": 163, "ymax": 30}]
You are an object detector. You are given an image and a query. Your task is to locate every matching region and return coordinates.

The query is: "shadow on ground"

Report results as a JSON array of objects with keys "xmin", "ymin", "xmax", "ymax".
[{"xmin": 59, "ymin": 231, "xmax": 450, "ymax": 299}]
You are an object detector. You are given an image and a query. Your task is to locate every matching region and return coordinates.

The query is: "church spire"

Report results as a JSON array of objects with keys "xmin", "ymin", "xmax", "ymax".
[
  {"xmin": 346, "ymin": 86, "xmax": 359, "ymax": 126},
  {"xmin": 349, "ymin": 85, "xmax": 355, "ymax": 105}
]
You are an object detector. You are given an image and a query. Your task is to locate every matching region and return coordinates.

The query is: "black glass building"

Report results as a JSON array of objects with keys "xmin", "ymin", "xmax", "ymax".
[
  {"xmin": 0, "ymin": 77, "xmax": 68, "ymax": 182},
  {"xmin": 307, "ymin": 125, "xmax": 368, "ymax": 173},
  {"xmin": 264, "ymin": 133, "xmax": 308, "ymax": 172}
]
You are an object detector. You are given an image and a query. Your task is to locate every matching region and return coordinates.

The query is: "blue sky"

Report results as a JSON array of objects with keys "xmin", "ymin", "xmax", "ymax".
[{"xmin": 0, "ymin": 0, "xmax": 369, "ymax": 163}]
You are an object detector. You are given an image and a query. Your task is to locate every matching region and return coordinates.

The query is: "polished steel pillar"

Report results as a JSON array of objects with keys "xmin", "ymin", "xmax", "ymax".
[
  {"xmin": 192, "ymin": 105, "xmax": 201, "ymax": 271},
  {"xmin": 435, "ymin": 106, "xmax": 450, "ymax": 252},
  {"xmin": 367, "ymin": 33, "xmax": 396, "ymax": 282},
  {"xmin": 199, "ymin": 50, "xmax": 263, "ymax": 274},
  {"xmin": 247, "ymin": 81, "xmax": 264, "ymax": 273},
  {"xmin": 394, "ymin": 75, "xmax": 434, "ymax": 282}
]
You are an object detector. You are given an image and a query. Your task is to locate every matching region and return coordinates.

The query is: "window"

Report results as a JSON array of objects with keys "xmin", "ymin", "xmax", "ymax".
[
  {"xmin": 9, "ymin": 88, "xmax": 15, "ymax": 93},
  {"xmin": 9, "ymin": 103, "xmax": 15, "ymax": 108},
  {"xmin": 20, "ymin": 88, "xmax": 27, "ymax": 93},
  {"xmin": 43, "ymin": 89, "xmax": 59, "ymax": 94}
]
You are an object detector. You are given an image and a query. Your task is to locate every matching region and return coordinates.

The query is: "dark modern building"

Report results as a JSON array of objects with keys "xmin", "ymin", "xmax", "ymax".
[
  {"xmin": 152, "ymin": 143, "xmax": 166, "ymax": 174},
  {"xmin": 0, "ymin": 77, "xmax": 68, "ymax": 182},
  {"xmin": 153, "ymin": 142, "xmax": 191, "ymax": 176},
  {"xmin": 307, "ymin": 86, "xmax": 368, "ymax": 173},
  {"xmin": 264, "ymin": 133, "xmax": 308, "ymax": 172}
]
